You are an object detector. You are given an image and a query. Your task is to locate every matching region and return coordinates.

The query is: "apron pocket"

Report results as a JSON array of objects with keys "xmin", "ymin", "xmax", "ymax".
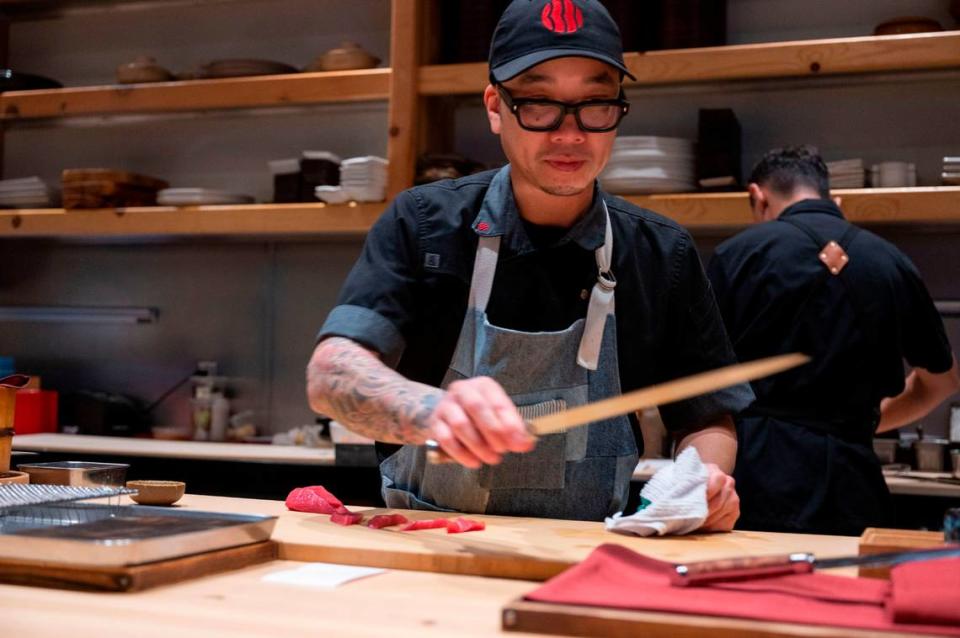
[{"xmin": 479, "ymin": 432, "xmax": 567, "ymax": 490}]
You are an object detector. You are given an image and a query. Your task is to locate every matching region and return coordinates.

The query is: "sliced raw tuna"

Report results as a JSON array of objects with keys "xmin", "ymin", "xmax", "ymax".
[
  {"xmin": 330, "ymin": 507, "xmax": 363, "ymax": 526},
  {"xmin": 285, "ymin": 485, "xmax": 343, "ymax": 514},
  {"xmin": 446, "ymin": 517, "xmax": 485, "ymax": 533},
  {"xmin": 367, "ymin": 514, "xmax": 409, "ymax": 529},
  {"xmin": 400, "ymin": 518, "xmax": 450, "ymax": 531}
]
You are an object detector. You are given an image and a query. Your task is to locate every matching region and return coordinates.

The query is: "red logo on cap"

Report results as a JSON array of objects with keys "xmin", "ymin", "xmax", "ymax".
[
  {"xmin": 541, "ymin": 0, "xmax": 584, "ymax": 34},
  {"xmin": 477, "ymin": 222, "xmax": 490, "ymax": 232}
]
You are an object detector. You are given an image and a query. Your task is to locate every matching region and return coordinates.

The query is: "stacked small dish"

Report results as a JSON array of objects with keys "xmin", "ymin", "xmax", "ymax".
[
  {"xmin": 0, "ymin": 176, "xmax": 58, "ymax": 208},
  {"xmin": 157, "ymin": 188, "xmax": 254, "ymax": 206},
  {"xmin": 943, "ymin": 156, "xmax": 960, "ymax": 186},
  {"xmin": 338, "ymin": 156, "xmax": 388, "ymax": 202},
  {"xmin": 599, "ymin": 136, "xmax": 696, "ymax": 194},
  {"xmin": 827, "ymin": 159, "xmax": 865, "ymax": 189}
]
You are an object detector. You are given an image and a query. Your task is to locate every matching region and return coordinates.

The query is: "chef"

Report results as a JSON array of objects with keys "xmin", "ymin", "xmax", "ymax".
[
  {"xmin": 307, "ymin": 0, "xmax": 752, "ymax": 526},
  {"xmin": 707, "ymin": 146, "xmax": 960, "ymax": 535}
]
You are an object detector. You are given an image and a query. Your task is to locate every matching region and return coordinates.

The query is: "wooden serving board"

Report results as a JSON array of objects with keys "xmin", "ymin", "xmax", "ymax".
[
  {"xmin": 858, "ymin": 527, "xmax": 946, "ymax": 579},
  {"xmin": 175, "ymin": 495, "xmax": 860, "ymax": 582},
  {"xmin": 0, "ymin": 540, "xmax": 277, "ymax": 592},
  {"xmin": 501, "ymin": 599, "xmax": 929, "ymax": 638}
]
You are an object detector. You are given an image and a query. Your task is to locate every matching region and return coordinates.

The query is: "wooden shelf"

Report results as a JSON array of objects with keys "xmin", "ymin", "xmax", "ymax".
[
  {"xmin": 2, "ymin": 188, "xmax": 958, "ymax": 239},
  {"xmin": 419, "ymin": 31, "xmax": 960, "ymax": 95},
  {"xmin": 0, "ymin": 69, "xmax": 392, "ymax": 120},
  {"xmin": 0, "ymin": 202, "xmax": 386, "ymax": 238},
  {"xmin": 626, "ymin": 187, "xmax": 960, "ymax": 229}
]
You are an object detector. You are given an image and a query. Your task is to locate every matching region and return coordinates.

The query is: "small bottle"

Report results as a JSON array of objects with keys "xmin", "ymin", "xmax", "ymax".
[
  {"xmin": 192, "ymin": 384, "xmax": 213, "ymax": 441},
  {"xmin": 950, "ymin": 403, "xmax": 960, "ymax": 443},
  {"xmin": 210, "ymin": 393, "xmax": 230, "ymax": 442}
]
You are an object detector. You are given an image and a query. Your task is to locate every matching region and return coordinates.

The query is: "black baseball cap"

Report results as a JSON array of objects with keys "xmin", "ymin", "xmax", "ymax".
[{"xmin": 489, "ymin": 0, "xmax": 636, "ymax": 83}]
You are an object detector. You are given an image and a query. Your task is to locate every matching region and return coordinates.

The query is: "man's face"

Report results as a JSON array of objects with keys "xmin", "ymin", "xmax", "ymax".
[{"xmin": 485, "ymin": 57, "xmax": 621, "ymax": 202}]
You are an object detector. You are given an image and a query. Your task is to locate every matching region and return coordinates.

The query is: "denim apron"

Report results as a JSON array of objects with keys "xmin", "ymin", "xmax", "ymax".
[{"xmin": 380, "ymin": 167, "xmax": 638, "ymax": 521}]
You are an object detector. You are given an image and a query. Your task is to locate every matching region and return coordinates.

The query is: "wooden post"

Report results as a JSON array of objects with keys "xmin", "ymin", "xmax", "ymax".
[{"xmin": 386, "ymin": 0, "xmax": 422, "ymax": 199}]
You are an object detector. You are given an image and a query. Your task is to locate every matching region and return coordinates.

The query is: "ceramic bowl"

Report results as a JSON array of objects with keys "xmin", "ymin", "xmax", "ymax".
[
  {"xmin": 308, "ymin": 42, "xmax": 380, "ymax": 72},
  {"xmin": 126, "ymin": 479, "xmax": 186, "ymax": 506},
  {"xmin": 117, "ymin": 56, "xmax": 174, "ymax": 84}
]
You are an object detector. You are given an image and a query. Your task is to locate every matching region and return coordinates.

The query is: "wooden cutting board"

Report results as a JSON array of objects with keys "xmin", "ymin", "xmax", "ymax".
[
  {"xmin": 500, "ymin": 599, "xmax": 927, "ymax": 638},
  {"xmin": 176, "ymin": 495, "xmax": 860, "ymax": 582},
  {"xmin": 0, "ymin": 540, "xmax": 277, "ymax": 592}
]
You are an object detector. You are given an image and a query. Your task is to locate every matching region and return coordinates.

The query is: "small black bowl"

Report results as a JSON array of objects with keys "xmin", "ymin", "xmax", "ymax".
[{"xmin": 0, "ymin": 69, "xmax": 62, "ymax": 93}]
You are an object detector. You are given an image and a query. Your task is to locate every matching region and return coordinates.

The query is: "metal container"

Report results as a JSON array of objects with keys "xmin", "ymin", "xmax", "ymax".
[
  {"xmin": 17, "ymin": 461, "xmax": 128, "ymax": 487},
  {"xmin": 913, "ymin": 438, "xmax": 948, "ymax": 472},
  {"xmin": 873, "ymin": 438, "xmax": 898, "ymax": 464},
  {"xmin": 952, "ymin": 449, "xmax": 960, "ymax": 479}
]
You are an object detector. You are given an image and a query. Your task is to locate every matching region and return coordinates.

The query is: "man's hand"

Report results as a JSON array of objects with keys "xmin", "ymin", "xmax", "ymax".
[
  {"xmin": 429, "ymin": 376, "xmax": 536, "ymax": 469},
  {"xmin": 700, "ymin": 463, "xmax": 739, "ymax": 532}
]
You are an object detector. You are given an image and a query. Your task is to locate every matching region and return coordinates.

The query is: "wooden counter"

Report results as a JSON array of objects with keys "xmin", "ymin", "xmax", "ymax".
[
  {"xmin": 2, "ymin": 560, "xmax": 541, "ymax": 638},
  {"xmin": 12, "ymin": 433, "xmax": 335, "ymax": 465},
  {"xmin": 167, "ymin": 494, "xmax": 859, "ymax": 581},
  {"xmin": 1, "ymin": 493, "xmax": 892, "ymax": 638}
]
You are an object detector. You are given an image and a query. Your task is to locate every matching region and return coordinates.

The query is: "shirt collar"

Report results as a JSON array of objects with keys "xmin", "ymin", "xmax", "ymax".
[
  {"xmin": 472, "ymin": 165, "xmax": 606, "ymax": 256},
  {"xmin": 779, "ymin": 197, "xmax": 845, "ymax": 220}
]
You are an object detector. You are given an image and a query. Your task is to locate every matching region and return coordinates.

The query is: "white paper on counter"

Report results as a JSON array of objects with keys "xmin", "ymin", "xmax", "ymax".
[{"xmin": 262, "ymin": 562, "xmax": 387, "ymax": 589}]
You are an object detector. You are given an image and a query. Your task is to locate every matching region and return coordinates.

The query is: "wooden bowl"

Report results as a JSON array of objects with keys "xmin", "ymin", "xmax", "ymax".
[
  {"xmin": 873, "ymin": 16, "xmax": 942, "ymax": 36},
  {"xmin": 126, "ymin": 480, "xmax": 186, "ymax": 506},
  {"xmin": 0, "ymin": 470, "xmax": 29, "ymax": 485}
]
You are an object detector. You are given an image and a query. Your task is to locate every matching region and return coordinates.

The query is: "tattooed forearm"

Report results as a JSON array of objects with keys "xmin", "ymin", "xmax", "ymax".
[{"xmin": 306, "ymin": 337, "xmax": 443, "ymax": 444}]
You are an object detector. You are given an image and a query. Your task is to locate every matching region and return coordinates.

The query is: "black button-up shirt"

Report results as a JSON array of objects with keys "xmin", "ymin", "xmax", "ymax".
[
  {"xmin": 707, "ymin": 198, "xmax": 953, "ymax": 424},
  {"xmin": 319, "ymin": 169, "xmax": 753, "ymax": 454}
]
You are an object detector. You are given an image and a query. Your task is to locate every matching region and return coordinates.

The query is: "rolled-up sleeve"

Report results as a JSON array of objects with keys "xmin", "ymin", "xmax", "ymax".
[
  {"xmin": 658, "ymin": 233, "xmax": 755, "ymax": 431},
  {"xmin": 317, "ymin": 191, "xmax": 421, "ymax": 366}
]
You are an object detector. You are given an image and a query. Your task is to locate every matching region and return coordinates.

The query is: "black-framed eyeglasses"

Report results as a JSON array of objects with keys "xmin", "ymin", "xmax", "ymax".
[{"xmin": 497, "ymin": 85, "xmax": 630, "ymax": 133}]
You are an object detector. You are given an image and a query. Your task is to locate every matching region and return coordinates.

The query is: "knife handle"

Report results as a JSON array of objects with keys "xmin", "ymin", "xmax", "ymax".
[
  {"xmin": 425, "ymin": 439, "xmax": 455, "ymax": 464},
  {"xmin": 671, "ymin": 553, "xmax": 816, "ymax": 586},
  {"xmin": 425, "ymin": 420, "xmax": 537, "ymax": 465}
]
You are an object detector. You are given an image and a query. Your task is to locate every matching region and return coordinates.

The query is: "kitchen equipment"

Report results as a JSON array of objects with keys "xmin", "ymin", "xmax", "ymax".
[
  {"xmin": 870, "ymin": 161, "xmax": 916, "ymax": 188},
  {"xmin": 0, "ymin": 69, "xmax": 61, "ymax": 92},
  {"xmin": 426, "ymin": 353, "xmax": 810, "ymax": 463},
  {"xmin": 17, "ymin": 461, "xmax": 128, "ymax": 487},
  {"xmin": 12, "ymin": 388, "xmax": 58, "ymax": 434},
  {"xmin": 671, "ymin": 545, "xmax": 960, "ymax": 586},
  {"xmin": 116, "ymin": 56, "xmax": 173, "ymax": 84},
  {"xmin": 307, "ymin": 42, "xmax": 380, "ymax": 72},
  {"xmin": 913, "ymin": 437, "xmax": 948, "ymax": 472},
  {"xmin": 125, "ymin": 480, "xmax": 185, "ymax": 506},
  {"xmin": 874, "ymin": 16, "xmax": 943, "ymax": 36},
  {"xmin": 61, "ymin": 168, "xmax": 169, "ymax": 209},
  {"xmin": 1, "ymin": 374, "xmax": 30, "ymax": 472},
  {"xmin": 946, "ymin": 508, "xmax": 960, "ymax": 543},
  {"xmin": 952, "ymin": 449, "xmax": 960, "ymax": 479},
  {"xmin": 0, "ymin": 484, "xmax": 277, "ymax": 591},
  {"xmin": 196, "ymin": 59, "xmax": 298, "ymax": 79},
  {"xmin": 0, "ymin": 471, "xmax": 28, "ymax": 484},
  {"xmin": 872, "ymin": 438, "xmax": 898, "ymax": 464}
]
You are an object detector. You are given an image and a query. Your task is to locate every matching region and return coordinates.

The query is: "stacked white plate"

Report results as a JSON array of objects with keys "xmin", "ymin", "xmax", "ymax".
[
  {"xmin": 827, "ymin": 158, "xmax": 865, "ymax": 189},
  {"xmin": 157, "ymin": 188, "xmax": 255, "ymax": 206},
  {"xmin": 0, "ymin": 176, "xmax": 58, "ymax": 208},
  {"xmin": 943, "ymin": 156, "xmax": 960, "ymax": 186},
  {"xmin": 599, "ymin": 136, "xmax": 696, "ymax": 194},
  {"xmin": 338, "ymin": 155, "xmax": 388, "ymax": 202}
]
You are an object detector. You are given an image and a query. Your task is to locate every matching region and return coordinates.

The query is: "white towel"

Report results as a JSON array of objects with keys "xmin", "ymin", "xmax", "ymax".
[{"xmin": 605, "ymin": 447, "xmax": 708, "ymax": 537}]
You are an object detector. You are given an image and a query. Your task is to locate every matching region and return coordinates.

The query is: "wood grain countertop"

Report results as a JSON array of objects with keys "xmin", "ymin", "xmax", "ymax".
[{"xmin": 2, "ymin": 493, "xmax": 881, "ymax": 638}]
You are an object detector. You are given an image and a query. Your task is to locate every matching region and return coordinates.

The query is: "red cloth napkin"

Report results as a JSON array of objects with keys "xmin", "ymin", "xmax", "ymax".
[
  {"xmin": 525, "ymin": 544, "xmax": 960, "ymax": 636},
  {"xmin": 888, "ymin": 557, "xmax": 960, "ymax": 626}
]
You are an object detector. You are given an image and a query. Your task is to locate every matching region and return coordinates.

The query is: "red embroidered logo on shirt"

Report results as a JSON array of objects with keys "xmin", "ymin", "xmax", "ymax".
[
  {"xmin": 541, "ymin": 0, "xmax": 584, "ymax": 34},
  {"xmin": 477, "ymin": 222, "xmax": 490, "ymax": 232}
]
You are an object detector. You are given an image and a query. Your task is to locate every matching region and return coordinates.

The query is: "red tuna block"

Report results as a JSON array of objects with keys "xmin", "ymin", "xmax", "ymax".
[
  {"xmin": 367, "ymin": 514, "xmax": 410, "ymax": 529},
  {"xmin": 285, "ymin": 485, "xmax": 343, "ymax": 514},
  {"xmin": 330, "ymin": 507, "xmax": 364, "ymax": 526},
  {"xmin": 446, "ymin": 517, "xmax": 486, "ymax": 533},
  {"xmin": 400, "ymin": 518, "xmax": 450, "ymax": 531}
]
